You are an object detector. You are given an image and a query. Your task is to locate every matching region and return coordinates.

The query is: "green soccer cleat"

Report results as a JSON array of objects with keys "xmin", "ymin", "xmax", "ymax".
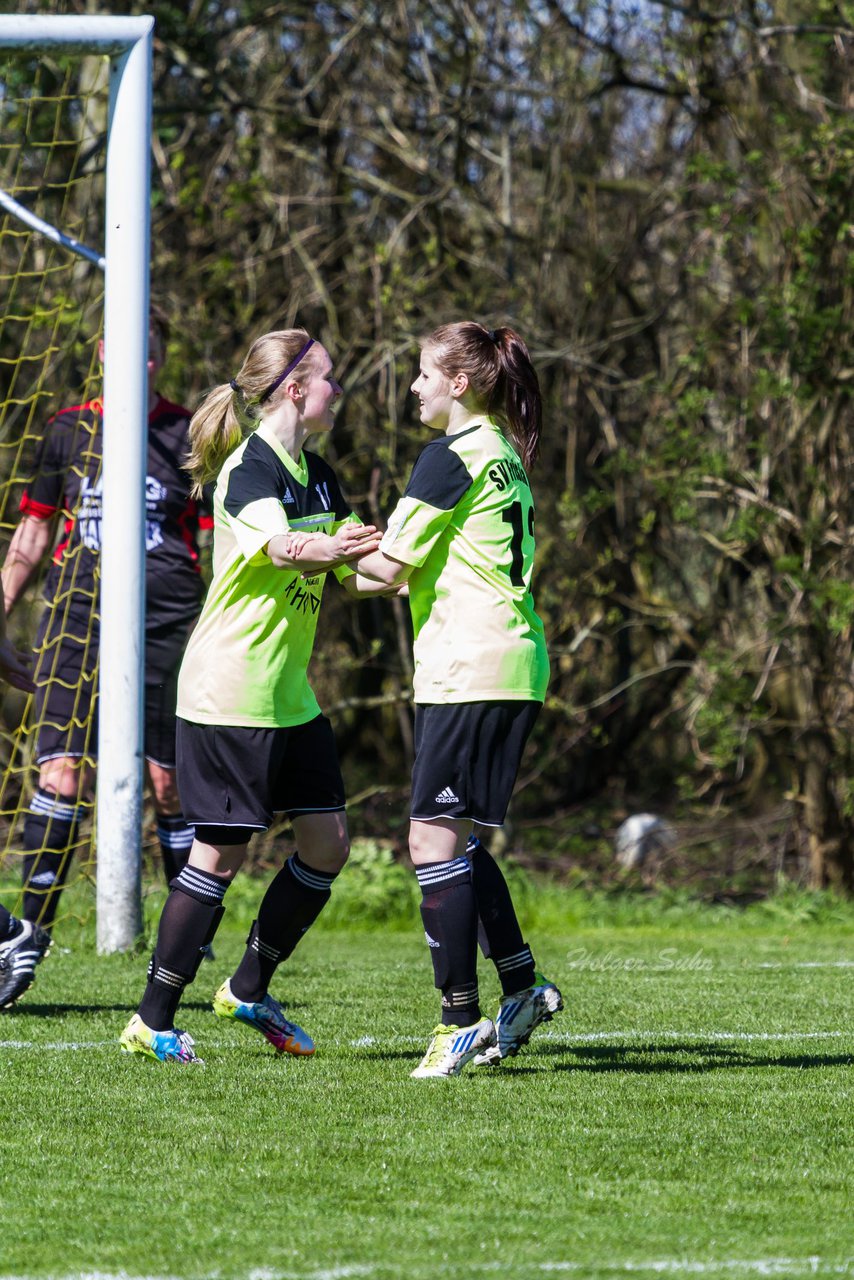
[
  {"xmin": 474, "ymin": 972, "xmax": 563, "ymax": 1065},
  {"xmin": 212, "ymin": 979, "xmax": 315, "ymax": 1056},
  {"xmin": 410, "ymin": 1017, "xmax": 496, "ymax": 1078},
  {"xmin": 119, "ymin": 1013, "xmax": 204, "ymax": 1064}
]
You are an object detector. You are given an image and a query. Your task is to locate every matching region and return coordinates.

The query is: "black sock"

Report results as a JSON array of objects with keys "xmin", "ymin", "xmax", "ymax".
[
  {"xmin": 21, "ymin": 789, "xmax": 81, "ymax": 929},
  {"xmin": 137, "ymin": 864, "xmax": 229, "ymax": 1031},
  {"xmin": 230, "ymin": 853, "xmax": 337, "ymax": 1003},
  {"xmin": 468, "ymin": 835, "xmax": 536, "ymax": 995},
  {"xmin": 416, "ymin": 856, "xmax": 480, "ymax": 1027},
  {"xmin": 155, "ymin": 812, "xmax": 194, "ymax": 883}
]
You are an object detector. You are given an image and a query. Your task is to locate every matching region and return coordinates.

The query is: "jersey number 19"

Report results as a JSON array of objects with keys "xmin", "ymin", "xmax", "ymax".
[{"xmin": 502, "ymin": 499, "xmax": 535, "ymax": 588}]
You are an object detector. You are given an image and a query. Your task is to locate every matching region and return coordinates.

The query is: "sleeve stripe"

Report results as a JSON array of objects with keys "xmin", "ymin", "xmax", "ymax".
[
  {"xmin": 19, "ymin": 494, "xmax": 57, "ymax": 519},
  {"xmin": 403, "ymin": 441, "xmax": 472, "ymax": 509}
]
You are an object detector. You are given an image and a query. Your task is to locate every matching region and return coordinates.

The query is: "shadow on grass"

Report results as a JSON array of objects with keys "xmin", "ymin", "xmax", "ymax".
[
  {"xmin": 524, "ymin": 1040, "xmax": 853, "ymax": 1072},
  {"xmin": 357, "ymin": 1044, "xmax": 852, "ymax": 1072},
  {"xmin": 354, "ymin": 1022, "xmax": 853, "ymax": 1070},
  {"xmin": 359, "ymin": 1048, "xmax": 419, "ymax": 1062},
  {"xmin": 0, "ymin": 996, "xmax": 309, "ymax": 1017}
]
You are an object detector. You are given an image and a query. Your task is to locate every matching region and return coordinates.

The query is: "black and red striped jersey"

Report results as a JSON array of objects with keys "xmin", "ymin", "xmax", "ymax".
[{"xmin": 21, "ymin": 395, "xmax": 212, "ymax": 634}]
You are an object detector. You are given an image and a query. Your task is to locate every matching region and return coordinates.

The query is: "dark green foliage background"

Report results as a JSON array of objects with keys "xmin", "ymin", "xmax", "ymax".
[{"xmin": 2, "ymin": 1, "xmax": 853, "ymax": 887}]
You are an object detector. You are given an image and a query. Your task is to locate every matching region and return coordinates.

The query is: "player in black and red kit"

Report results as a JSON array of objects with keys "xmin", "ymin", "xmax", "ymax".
[
  {"xmin": 0, "ymin": 309, "xmax": 211, "ymax": 996},
  {"xmin": 0, "ymin": 581, "xmax": 40, "ymax": 1009}
]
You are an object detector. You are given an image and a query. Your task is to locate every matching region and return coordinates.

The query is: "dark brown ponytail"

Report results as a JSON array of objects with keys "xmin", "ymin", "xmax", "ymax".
[{"xmin": 426, "ymin": 321, "xmax": 542, "ymax": 469}]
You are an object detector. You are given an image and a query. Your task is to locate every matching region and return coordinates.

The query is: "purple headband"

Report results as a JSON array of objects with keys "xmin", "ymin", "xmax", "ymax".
[{"xmin": 257, "ymin": 338, "xmax": 315, "ymax": 404}]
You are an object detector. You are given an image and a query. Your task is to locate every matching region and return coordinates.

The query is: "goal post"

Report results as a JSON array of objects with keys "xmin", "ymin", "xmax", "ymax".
[{"xmin": 0, "ymin": 14, "xmax": 154, "ymax": 953}]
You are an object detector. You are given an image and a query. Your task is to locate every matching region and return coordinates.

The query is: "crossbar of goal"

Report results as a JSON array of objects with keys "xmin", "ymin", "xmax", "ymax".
[{"xmin": 0, "ymin": 14, "xmax": 154, "ymax": 953}]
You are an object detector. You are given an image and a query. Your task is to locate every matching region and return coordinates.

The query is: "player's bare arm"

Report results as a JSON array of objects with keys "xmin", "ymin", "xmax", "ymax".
[
  {"xmin": 0, "ymin": 581, "xmax": 34, "ymax": 692},
  {"xmin": 1, "ymin": 512, "xmax": 55, "ymax": 615},
  {"xmin": 351, "ymin": 547, "xmax": 411, "ymax": 588},
  {"xmin": 340, "ymin": 572, "xmax": 407, "ymax": 598},
  {"xmin": 265, "ymin": 522, "xmax": 381, "ymax": 572}
]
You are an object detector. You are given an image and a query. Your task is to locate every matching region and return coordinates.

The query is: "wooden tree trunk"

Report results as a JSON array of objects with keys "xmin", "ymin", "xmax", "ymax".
[{"xmin": 800, "ymin": 728, "xmax": 854, "ymax": 892}]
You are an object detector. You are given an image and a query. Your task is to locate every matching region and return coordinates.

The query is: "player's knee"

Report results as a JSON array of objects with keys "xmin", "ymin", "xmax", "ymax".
[
  {"xmin": 38, "ymin": 757, "xmax": 91, "ymax": 798},
  {"xmin": 311, "ymin": 837, "xmax": 350, "ymax": 875},
  {"xmin": 292, "ymin": 810, "xmax": 349, "ymax": 873},
  {"xmin": 146, "ymin": 762, "xmax": 180, "ymax": 811},
  {"xmin": 409, "ymin": 823, "xmax": 449, "ymax": 866}
]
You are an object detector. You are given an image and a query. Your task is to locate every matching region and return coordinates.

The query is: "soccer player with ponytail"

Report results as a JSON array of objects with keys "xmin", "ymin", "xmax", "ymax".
[
  {"xmin": 353, "ymin": 321, "xmax": 563, "ymax": 1076},
  {"xmin": 120, "ymin": 328, "xmax": 389, "ymax": 1064}
]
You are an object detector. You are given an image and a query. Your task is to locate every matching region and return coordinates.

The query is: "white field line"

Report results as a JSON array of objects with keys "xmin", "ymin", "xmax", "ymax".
[
  {"xmin": 547, "ymin": 1029, "xmax": 848, "ymax": 1043},
  {"xmin": 0, "ymin": 1256, "xmax": 852, "ymax": 1278},
  {"xmin": 0, "ymin": 1029, "xmax": 850, "ymax": 1053},
  {"xmin": 536, "ymin": 1262, "xmax": 849, "ymax": 1275},
  {"xmin": 656, "ymin": 962, "xmax": 854, "ymax": 969},
  {"xmin": 348, "ymin": 1029, "xmax": 850, "ymax": 1049}
]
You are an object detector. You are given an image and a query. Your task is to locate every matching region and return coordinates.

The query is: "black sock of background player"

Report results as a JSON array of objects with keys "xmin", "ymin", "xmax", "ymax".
[
  {"xmin": 21, "ymin": 788, "xmax": 81, "ymax": 929},
  {"xmin": 155, "ymin": 812, "xmax": 195, "ymax": 883}
]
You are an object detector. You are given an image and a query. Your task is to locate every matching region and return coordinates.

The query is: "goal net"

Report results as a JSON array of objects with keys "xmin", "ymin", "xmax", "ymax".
[{"xmin": 0, "ymin": 16, "xmax": 153, "ymax": 953}]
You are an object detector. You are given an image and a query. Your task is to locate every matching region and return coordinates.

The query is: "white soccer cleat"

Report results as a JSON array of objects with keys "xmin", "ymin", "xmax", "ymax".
[
  {"xmin": 474, "ymin": 973, "xmax": 563, "ymax": 1065},
  {"xmin": 410, "ymin": 1017, "xmax": 496, "ymax": 1078}
]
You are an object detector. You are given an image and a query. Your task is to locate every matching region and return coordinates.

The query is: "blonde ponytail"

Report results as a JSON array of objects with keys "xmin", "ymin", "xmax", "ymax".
[
  {"xmin": 185, "ymin": 328, "xmax": 314, "ymax": 498},
  {"xmin": 186, "ymin": 383, "xmax": 245, "ymax": 498}
]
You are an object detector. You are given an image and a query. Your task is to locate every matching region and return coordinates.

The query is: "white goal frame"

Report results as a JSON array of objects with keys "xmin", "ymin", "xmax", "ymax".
[{"xmin": 0, "ymin": 15, "xmax": 154, "ymax": 953}]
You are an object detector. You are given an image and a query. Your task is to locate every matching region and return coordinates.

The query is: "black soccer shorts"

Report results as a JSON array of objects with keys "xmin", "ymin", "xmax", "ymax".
[
  {"xmin": 410, "ymin": 700, "xmax": 541, "ymax": 827},
  {"xmin": 175, "ymin": 713, "xmax": 346, "ymax": 833},
  {"xmin": 32, "ymin": 606, "xmax": 192, "ymax": 768}
]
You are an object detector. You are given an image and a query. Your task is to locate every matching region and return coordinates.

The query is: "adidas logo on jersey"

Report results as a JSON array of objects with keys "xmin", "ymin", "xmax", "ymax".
[
  {"xmin": 424, "ymin": 932, "xmax": 441, "ymax": 949},
  {"xmin": 434, "ymin": 787, "xmax": 459, "ymax": 804},
  {"xmin": 281, "ymin": 487, "xmax": 295, "ymax": 505}
]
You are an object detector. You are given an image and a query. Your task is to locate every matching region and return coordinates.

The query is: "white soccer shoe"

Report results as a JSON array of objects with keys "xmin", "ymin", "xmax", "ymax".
[
  {"xmin": 410, "ymin": 1017, "xmax": 496, "ymax": 1078},
  {"xmin": 473, "ymin": 973, "xmax": 563, "ymax": 1065}
]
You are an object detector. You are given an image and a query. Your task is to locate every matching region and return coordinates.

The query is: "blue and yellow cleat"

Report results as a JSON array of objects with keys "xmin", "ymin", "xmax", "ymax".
[
  {"xmin": 119, "ymin": 1013, "xmax": 204, "ymax": 1064},
  {"xmin": 212, "ymin": 979, "xmax": 315, "ymax": 1056}
]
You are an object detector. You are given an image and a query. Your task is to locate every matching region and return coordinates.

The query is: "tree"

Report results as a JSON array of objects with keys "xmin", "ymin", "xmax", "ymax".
[{"xmin": 5, "ymin": 0, "xmax": 853, "ymax": 886}]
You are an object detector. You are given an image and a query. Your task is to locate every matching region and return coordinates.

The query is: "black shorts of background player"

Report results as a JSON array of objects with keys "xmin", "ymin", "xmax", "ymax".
[
  {"xmin": 119, "ymin": 327, "xmax": 396, "ymax": 1064},
  {"xmin": 0, "ymin": 308, "xmax": 211, "ymax": 936},
  {"xmin": 353, "ymin": 322, "xmax": 563, "ymax": 1077}
]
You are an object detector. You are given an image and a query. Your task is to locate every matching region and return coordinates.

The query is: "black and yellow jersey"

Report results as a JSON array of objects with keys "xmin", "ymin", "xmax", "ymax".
[
  {"xmin": 177, "ymin": 422, "xmax": 356, "ymax": 728},
  {"xmin": 380, "ymin": 417, "xmax": 549, "ymax": 705}
]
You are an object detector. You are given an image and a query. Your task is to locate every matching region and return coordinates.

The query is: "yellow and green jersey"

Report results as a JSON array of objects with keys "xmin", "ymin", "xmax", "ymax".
[
  {"xmin": 177, "ymin": 422, "xmax": 356, "ymax": 728},
  {"xmin": 380, "ymin": 418, "xmax": 549, "ymax": 704}
]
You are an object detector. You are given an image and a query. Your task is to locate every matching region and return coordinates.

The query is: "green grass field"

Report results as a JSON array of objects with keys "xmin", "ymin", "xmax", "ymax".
[{"xmin": 1, "ymin": 874, "xmax": 852, "ymax": 1280}]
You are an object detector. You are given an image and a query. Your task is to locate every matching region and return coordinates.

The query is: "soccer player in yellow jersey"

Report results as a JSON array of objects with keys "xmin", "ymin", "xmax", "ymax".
[
  {"xmin": 352, "ymin": 322, "xmax": 563, "ymax": 1077},
  {"xmin": 120, "ymin": 328, "xmax": 393, "ymax": 1063}
]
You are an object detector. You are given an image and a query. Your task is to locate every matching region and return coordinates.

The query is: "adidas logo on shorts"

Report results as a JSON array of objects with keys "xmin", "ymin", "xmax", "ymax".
[{"xmin": 434, "ymin": 786, "xmax": 459, "ymax": 804}]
